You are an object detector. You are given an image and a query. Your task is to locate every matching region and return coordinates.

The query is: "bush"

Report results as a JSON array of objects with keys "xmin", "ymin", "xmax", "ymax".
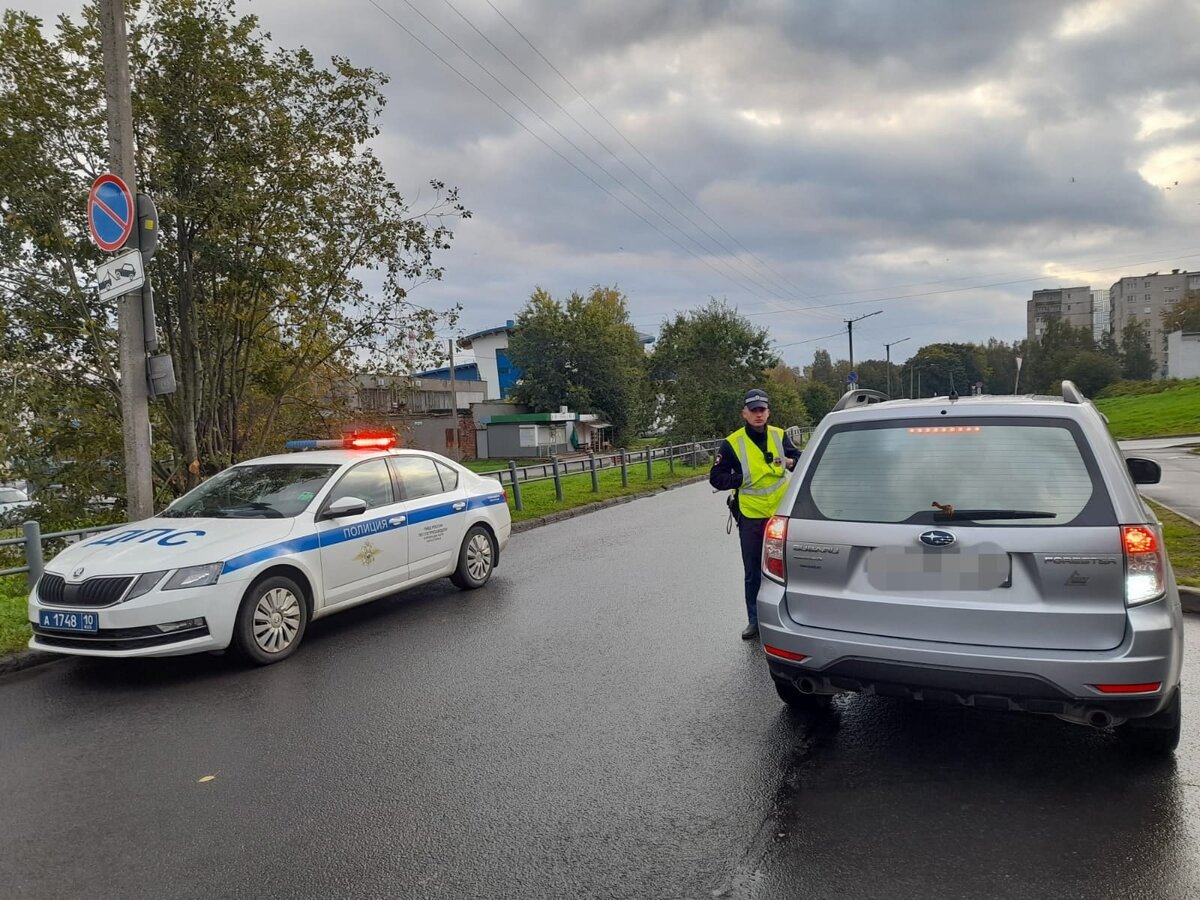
[{"xmin": 1094, "ymin": 378, "xmax": 1197, "ymax": 400}]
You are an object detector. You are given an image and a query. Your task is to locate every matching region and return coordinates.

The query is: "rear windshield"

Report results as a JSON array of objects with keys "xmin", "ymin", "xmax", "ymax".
[{"xmin": 792, "ymin": 417, "xmax": 1115, "ymax": 527}]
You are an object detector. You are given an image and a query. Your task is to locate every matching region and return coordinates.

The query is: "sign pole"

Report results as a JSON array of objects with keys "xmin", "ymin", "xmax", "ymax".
[{"xmin": 99, "ymin": 0, "xmax": 153, "ymax": 520}]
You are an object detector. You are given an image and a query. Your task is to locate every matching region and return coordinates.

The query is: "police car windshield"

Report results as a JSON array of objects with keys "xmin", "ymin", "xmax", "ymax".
[{"xmin": 160, "ymin": 464, "xmax": 339, "ymax": 519}]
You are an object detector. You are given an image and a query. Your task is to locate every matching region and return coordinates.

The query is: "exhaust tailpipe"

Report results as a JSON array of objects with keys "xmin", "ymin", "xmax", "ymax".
[
  {"xmin": 797, "ymin": 678, "xmax": 817, "ymax": 695},
  {"xmin": 1088, "ymin": 710, "xmax": 1114, "ymax": 729}
]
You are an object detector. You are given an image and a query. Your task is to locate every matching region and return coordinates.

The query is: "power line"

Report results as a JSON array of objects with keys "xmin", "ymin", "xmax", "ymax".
[
  {"xmin": 372, "ymin": 0, "xmax": 835, "ymax": 320},
  {"xmin": 441, "ymin": 0, "xmax": 836, "ymax": 319},
  {"xmin": 734, "ymin": 249, "xmax": 1200, "ymax": 319},
  {"xmin": 483, "ymin": 0, "xmax": 819, "ymax": 306}
]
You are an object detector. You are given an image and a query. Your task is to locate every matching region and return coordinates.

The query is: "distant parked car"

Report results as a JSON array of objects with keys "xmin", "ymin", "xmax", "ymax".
[{"xmin": 0, "ymin": 487, "xmax": 34, "ymax": 525}]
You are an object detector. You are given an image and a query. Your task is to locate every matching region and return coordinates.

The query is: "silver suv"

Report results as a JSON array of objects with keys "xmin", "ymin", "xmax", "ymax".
[{"xmin": 758, "ymin": 381, "xmax": 1183, "ymax": 753}]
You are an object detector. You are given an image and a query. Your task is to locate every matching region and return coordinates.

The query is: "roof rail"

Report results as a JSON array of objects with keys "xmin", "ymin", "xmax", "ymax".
[
  {"xmin": 832, "ymin": 388, "xmax": 890, "ymax": 412},
  {"xmin": 1061, "ymin": 380, "xmax": 1086, "ymax": 404}
]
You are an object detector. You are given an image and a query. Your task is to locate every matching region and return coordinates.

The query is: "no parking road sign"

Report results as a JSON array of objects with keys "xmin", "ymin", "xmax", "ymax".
[{"xmin": 88, "ymin": 173, "xmax": 135, "ymax": 252}]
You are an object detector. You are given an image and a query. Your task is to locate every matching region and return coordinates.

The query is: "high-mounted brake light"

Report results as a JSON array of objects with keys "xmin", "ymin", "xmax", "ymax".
[
  {"xmin": 763, "ymin": 515, "xmax": 788, "ymax": 583},
  {"xmin": 907, "ymin": 426, "xmax": 982, "ymax": 434},
  {"xmin": 1122, "ymin": 524, "xmax": 1165, "ymax": 606}
]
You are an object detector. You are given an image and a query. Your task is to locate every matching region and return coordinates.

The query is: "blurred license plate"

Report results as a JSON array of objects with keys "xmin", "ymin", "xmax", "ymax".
[
  {"xmin": 38, "ymin": 610, "xmax": 99, "ymax": 633},
  {"xmin": 866, "ymin": 548, "xmax": 1011, "ymax": 591}
]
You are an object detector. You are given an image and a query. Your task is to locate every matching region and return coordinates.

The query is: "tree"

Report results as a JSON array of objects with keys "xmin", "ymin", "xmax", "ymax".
[
  {"xmin": 1063, "ymin": 351, "xmax": 1122, "ymax": 397},
  {"xmin": 508, "ymin": 286, "xmax": 648, "ymax": 442},
  {"xmin": 1023, "ymin": 319, "xmax": 1094, "ymax": 393},
  {"xmin": 762, "ymin": 365, "xmax": 813, "ymax": 430},
  {"xmin": 649, "ymin": 300, "xmax": 776, "ymax": 441},
  {"xmin": 805, "ymin": 349, "xmax": 836, "ymax": 391},
  {"xmin": 1162, "ymin": 291, "xmax": 1200, "ymax": 337},
  {"xmin": 798, "ymin": 382, "xmax": 837, "ymax": 422},
  {"xmin": 0, "ymin": 0, "xmax": 467, "ymax": 507},
  {"xmin": 906, "ymin": 343, "xmax": 987, "ymax": 397},
  {"xmin": 1120, "ymin": 319, "xmax": 1156, "ymax": 381}
]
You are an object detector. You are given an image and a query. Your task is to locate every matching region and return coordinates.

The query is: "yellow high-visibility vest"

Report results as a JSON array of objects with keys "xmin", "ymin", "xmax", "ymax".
[{"xmin": 727, "ymin": 425, "xmax": 789, "ymax": 519}]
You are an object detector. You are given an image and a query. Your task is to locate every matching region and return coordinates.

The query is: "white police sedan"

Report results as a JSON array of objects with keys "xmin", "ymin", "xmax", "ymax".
[{"xmin": 28, "ymin": 435, "xmax": 511, "ymax": 665}]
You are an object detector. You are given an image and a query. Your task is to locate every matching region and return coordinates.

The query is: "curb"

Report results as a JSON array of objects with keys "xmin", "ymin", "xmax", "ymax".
[
  {"xmin": 511, "ymin": 474, "xmax": 709, "ymax": 534},
  {"xmin": 0, "ymin": 647, "xmax": 59, "ymax": 676},
  {"xmin": 1181, "ymin": 586, "xmax": 1200, "ymax": 616}
]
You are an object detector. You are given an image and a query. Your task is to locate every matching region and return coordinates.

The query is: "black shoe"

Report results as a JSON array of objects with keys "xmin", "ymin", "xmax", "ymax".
[{"xmin": 741, "ymin": 623, "xmax": 759, "ymax": 640}]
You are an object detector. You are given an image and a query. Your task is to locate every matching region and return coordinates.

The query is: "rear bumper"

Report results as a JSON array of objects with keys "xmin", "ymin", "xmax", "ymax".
[{"xmin": 758, "ymin": 582, "xmax": 1183, "ymax": 724}]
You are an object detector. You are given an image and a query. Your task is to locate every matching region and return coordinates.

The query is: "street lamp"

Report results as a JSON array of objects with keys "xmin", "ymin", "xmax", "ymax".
[
  {"xmin": 884, "ymin": 337, "xmax": 910, "ymax": 398},
  {"xmin": 845, "ymin": 310, "xmax": 883, "ymax": 369}
]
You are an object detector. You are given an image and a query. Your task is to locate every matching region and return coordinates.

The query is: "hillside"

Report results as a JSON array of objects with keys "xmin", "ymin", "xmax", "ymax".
[{"xmin": 1094, "ymin": 380, "xmax": 1200, "ymax": 440}]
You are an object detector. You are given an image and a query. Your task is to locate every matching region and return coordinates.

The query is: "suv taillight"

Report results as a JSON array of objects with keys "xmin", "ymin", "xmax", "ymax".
[
  {"xmin": 763, "ymin": 516, "xmax": 788, "ymax": 584},
  {"xmin": 1122, "ymin": 525, "xmax": 1165, "ymax": 606}
]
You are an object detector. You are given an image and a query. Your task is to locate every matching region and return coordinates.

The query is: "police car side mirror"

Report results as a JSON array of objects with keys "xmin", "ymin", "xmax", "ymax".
[
  {"xmin": 322, "ymin": 496, "xmax": 369, "ymax": 520},
  {"xmin": 1125, "ymin": 457, "xmax": 1161, "ymax": 485}
]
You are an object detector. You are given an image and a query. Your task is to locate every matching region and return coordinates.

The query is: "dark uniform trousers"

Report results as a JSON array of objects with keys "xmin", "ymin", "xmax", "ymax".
[{"xmin": 738, "ymin": 515, "xmax": 769, "ymax": 626}]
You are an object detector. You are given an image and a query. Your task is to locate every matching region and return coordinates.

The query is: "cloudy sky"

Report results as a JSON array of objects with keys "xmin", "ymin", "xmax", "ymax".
[{"xmin": 24, "ymin": 0, "xmax": 1200, "ymax": 370}]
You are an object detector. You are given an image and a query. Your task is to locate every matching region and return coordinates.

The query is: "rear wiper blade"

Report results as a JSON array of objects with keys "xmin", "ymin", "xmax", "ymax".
[{"xmin": 934, "ymin": 509, "xmax": 1057, "ymax": 521}]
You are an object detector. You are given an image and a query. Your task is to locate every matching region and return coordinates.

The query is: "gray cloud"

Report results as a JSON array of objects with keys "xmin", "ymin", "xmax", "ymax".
[{"xmin": 20, "ymin": 0, "xmax": 1200, "ymax": 370}]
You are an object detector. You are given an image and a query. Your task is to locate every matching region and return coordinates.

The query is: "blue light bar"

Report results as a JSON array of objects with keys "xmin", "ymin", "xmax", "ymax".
[{"xmin": 284, "ymin": 439, "xmax": 346, "ymax": 450}]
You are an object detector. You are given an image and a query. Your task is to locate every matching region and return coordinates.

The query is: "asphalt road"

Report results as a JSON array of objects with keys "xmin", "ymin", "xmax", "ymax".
[
  {"xmin": 1122, "ymin": 437, "xmax": 1200, "ymax": 524},
  {"xmin": 3, "ymin": 480, "xmax": 1200, "ymax": 900}
]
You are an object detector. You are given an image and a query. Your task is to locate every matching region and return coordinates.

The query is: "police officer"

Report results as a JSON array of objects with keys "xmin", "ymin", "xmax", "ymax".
[{"xmin": 709, "ymin": 389, "xmax": 802, "ymax": 639}]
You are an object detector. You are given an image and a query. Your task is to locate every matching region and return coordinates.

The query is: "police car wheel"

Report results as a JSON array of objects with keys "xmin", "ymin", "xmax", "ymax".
[
  {"xmin": 233, "ymin": 575, "xmax": 308, "ymax": 665},
  {"xmin": 450, "ymin": 525, "xmax": 495, "ymax": 590}
]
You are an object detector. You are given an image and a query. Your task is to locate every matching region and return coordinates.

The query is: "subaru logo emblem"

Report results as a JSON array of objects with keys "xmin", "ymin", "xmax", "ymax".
[
  {"xmin": 72, "ymin": 566, "xmax": 85, "ymax": 578},
  {"xmin": 919, "ymin": 530, "xmax": 956, "ymax": 548}
]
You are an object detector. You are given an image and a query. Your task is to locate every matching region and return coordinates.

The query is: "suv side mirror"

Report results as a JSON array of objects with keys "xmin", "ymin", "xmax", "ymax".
[
  {"xmin": 1125, "ymin": 457, "xmax": 1161, "ymax": 485},
  {"xmin": 322, "ymin": 496, "xmax": 368, "ymax": 519}
]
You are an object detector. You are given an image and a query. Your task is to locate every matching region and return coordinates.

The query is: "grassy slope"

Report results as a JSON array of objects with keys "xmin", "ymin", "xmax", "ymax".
[
  {"xmin": 1095, "ymin": 381, "xmax": 1200, "ymax": 439},
  {"xmin": 1147, "ymin": 501, "xmax": 1200, "ymax": 589}
]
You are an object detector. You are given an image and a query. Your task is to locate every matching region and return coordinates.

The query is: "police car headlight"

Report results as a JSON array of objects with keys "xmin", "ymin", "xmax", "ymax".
[{"xmin": 163, "ymin": 563, "xmax": 223, "ymax": 591}]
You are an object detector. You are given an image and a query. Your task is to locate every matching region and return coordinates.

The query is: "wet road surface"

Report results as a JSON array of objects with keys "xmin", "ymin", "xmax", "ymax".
[{"xmin": 3, "ymin": 481, "xmax": 1200, "ymax": 899}]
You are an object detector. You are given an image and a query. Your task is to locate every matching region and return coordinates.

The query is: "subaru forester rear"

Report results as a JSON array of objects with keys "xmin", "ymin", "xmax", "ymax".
[{"xmin": 758, "ymin": 383, "xmax": 1184, "ymax": 753}]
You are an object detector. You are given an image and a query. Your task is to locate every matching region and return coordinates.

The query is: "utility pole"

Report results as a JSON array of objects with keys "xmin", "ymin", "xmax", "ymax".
[
  {"xmin": 448, "ymin": 338, "xmax": 460, "ymax": 460},
  {"xmin": 884, "ymin": 336, "xmax": 910, "ymax": 399},
  {"xmin": 845, "ymin": 310, "xmax": 883, "ymax": 369},
  {"xmin": 100, "ymin": 0, "xmax": 153, "ymax": 520}
]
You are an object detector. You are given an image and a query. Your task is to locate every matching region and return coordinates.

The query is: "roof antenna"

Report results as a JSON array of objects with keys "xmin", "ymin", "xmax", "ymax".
[{"xmin": 948, "ymin": 372, "xmax": 959, "ymax": 402}]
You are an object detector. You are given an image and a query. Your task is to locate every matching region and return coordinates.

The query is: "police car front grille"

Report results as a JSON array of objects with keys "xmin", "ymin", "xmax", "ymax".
[{"xmin": 38, "ymin": 574, "xmax": 135, "ymax": 608}]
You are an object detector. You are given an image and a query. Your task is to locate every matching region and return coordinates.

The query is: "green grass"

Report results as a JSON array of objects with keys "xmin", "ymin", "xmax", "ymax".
[
  {"xmin": 461, "ymin": 459, "xmax": 520, "ymax": 473},
  {"xmin": 1147, "ymin": 501, "xmax": 1200, "ymax": 589},
  {"xmin": 1095, "ymin": 379, "xmax": 1200, "ymax": 439},
  {"xmin": 0, "ymin": 575, "xmax": 31, "ymax": 656},
  {"xmin": 507, "ymin": 458, "xmax": 709, "ymax": 523}
]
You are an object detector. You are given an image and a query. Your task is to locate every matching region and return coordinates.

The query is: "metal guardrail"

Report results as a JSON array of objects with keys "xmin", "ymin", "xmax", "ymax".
[
  {"xmin": 0, "ymin": 428, "xmax": 815, "ymax": 582},
  {"xmin": 0, "ymin": 522, "xmax": 120, "ymax": 586},
  {"xmin": 483, "ymin": 429, "xmax": 814, "ymax": 511}
]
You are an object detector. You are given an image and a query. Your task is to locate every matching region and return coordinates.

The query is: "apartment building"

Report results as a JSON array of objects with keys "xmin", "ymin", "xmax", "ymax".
[
  {"xmin": 1026, "ymin": 287, "xmax": 1093, "ymax": 343},
  {"xmin": 1109, "ymin": 269, "xmax": 1200, "ymax": 377}
]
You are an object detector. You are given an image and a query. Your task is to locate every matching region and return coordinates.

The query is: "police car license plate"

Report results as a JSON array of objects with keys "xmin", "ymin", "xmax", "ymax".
[{"xmin": 38, "ymin": 610, "xmax": 99, "ymax": 633}]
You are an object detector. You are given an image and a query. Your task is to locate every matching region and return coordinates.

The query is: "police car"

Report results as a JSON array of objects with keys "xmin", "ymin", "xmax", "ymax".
[{"xmin": 27, "ymin": 435, "xmax": 511, "ymax": 665}]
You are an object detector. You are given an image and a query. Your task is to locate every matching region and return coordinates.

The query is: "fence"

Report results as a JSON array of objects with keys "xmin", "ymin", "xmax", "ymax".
[
  {"xmin": 0, "ymin": 428, "xmax": 815, "ymax": 584},
  {"xmin": 1, "ymin": 522, "xmax": 120, "ymax": 587},
  {"xmin": 488, "ymin": 427, "xmax": 814, "ymax": 511}
]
